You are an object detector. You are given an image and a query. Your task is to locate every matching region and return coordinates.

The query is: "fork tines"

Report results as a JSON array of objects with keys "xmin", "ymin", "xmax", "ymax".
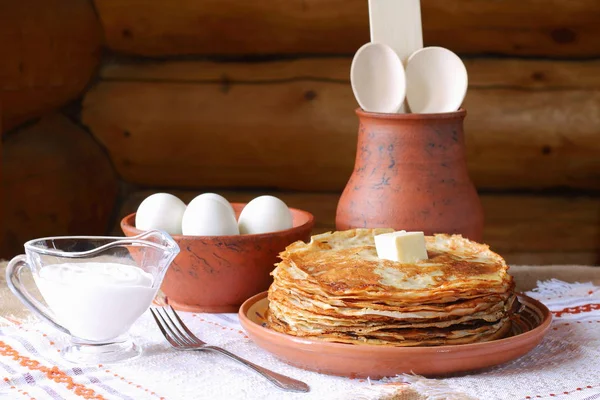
[
  {"xmin": 150, "ymin": 306, "xmax": 203, "ymax": 348},
  {"xmin": 150, "ymin": 306, "xmax": 311, "ymax": 392}
]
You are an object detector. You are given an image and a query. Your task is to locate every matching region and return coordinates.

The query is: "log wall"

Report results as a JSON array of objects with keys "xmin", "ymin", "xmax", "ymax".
[
  {"xmin": 1, "ymin": 115, "xmax": 118, "ymax": 257},
  {"xmin": 3, "ymin": 0, "xmax": 600, "ymax": 264},
  {"xmin": 93, "ymin": 0, "xmax": 600, "ymax": 57},
  {"xmin": 0, "ymin": 0, "xmax": 102, "ymax": 131},
  {"xmin": 84, "ymin": 58, "xmax": 600, "ymax": 191}
]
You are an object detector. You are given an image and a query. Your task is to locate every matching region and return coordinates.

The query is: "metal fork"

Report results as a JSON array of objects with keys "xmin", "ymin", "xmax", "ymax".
[{"xmin": 150, "ymin": 306, "xmax": 310, "ymax": 393}]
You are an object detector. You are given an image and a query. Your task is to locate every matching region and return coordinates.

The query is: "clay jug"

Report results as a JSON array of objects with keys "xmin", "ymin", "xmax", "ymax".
[{"xmin": 336, "ymin": 108, "xmax": 484, "ymax": 241}]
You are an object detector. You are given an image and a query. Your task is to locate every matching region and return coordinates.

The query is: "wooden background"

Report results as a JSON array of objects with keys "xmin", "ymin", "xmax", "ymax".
[{"xmin": 2, "ymin": 0, "xmax": 599, "ymax": 265}]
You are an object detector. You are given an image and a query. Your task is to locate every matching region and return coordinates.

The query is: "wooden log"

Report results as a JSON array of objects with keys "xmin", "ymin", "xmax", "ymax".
[
  {"xmin": 92, "ymin": 0, "xmax": 600, "ymax": 57},
  {"xmin": 512, "ymin": 266, "xmax": 600, "ymax": 291},
  {"xmin": 82, "ymin": 58, "xmax": 600, "ymax": 191},
  {"xmin": 101, "ymin": 58, "xmax": 600, "ymax": 90},
  {"xmin": 508, "ymin": 253, "xmax": 599, "ymax": 267},
  {"xmin": 114, "ymin": 190, "xmax": 600, "ymax": 266},
  {"xmin": 1, "ymin": 114, "xmax": 119, "ymax": 259},
  {"xmin": 0, "ymin": 0, "xmax": 102, "ymax": 132}
]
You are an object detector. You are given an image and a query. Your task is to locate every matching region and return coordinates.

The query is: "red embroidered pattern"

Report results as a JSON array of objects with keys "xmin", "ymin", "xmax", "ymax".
[
  {"xmin": 192, "ymin": 315, "xmax": 249, "ymax": 338},
  {"xmin": 0, "ymin": 341, "xmax": 105, "ymax": 399},
  {"xmin": 553, "ymin": 303, "xmax": 600, "ymax": 317}
]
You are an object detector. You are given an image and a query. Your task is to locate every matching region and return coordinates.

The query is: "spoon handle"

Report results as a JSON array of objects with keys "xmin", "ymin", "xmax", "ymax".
[{"xmin": 368, "ymin": 0, "xmax": 423, "ymax": 64}]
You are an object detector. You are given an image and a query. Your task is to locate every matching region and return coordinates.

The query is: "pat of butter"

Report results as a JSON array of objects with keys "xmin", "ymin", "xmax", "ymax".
[{"xmin": 374, "ymin": 231, "xmax": 429, "ymax": 263}]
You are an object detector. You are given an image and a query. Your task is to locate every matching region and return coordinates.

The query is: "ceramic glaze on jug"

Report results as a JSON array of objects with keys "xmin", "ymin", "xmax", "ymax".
[{"xmin": 336, "ymin": 108, "xmax": 483, "ymax": 241}]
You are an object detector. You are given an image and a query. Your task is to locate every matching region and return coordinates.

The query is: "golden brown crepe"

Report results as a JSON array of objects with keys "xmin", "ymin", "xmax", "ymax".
[{"xmin": 267, "ymin": 229, "xmax": 516, "ymax": 346}]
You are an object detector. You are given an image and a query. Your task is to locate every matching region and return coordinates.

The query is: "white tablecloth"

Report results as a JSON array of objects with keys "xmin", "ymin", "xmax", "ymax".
[{"xmin": 1, "ymin": 264, "xmax": 600, "ymax": 399}]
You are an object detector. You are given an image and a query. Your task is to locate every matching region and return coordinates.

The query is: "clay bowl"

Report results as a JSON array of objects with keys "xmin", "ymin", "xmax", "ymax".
[{"xmin": 121, "ymin": 203, "xmax": 314, "ymax": 313}]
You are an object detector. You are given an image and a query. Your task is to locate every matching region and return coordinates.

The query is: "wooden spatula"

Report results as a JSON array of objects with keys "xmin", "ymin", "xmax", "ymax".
[{"xmin": 368, "ymin": 0, "xmax": 423, "ymax": 112}]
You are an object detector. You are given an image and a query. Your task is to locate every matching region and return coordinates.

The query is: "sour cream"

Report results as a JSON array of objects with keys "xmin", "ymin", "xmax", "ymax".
[{"xmin": 35, "ymin": 262, "xmax": 156, "ymax": 342}]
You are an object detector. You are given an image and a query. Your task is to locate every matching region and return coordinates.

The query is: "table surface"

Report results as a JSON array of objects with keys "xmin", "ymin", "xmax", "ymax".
[{"xmin": 1, "ymin": 262, "xmax": 600, "ymax": 400}]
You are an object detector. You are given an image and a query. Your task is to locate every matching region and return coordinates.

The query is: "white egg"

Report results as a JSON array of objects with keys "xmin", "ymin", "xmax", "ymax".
[
  {"xmin": 135, "ymin": 193, "xmax": 187, "ymax": 235},
  {"xmin": 238, "ymin": 196, "xmax": 293, "ymax": 234},
  {"xmin": 188, "ymin": 193, "xmax": 235, "ymax": 217},
  {"xmin": 182, "ymin": 198, "xmax": 239, "ymax": 236}
]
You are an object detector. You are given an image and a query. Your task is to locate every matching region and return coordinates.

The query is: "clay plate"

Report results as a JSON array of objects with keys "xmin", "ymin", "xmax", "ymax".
[{"xmin": 239, "ymin": 292, "xmax": 552, "ymax": 379}]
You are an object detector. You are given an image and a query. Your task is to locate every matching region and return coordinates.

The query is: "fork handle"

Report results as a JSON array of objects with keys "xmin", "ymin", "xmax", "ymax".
[{"xmin": 204, "ymin": 346, "xmax": 309, "ymax": 392}]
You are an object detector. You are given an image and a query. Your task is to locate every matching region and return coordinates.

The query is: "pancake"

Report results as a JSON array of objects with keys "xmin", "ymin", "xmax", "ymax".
[{"xmin": 267, "ymin": 229, "xmax": 516, "ymax": 347}]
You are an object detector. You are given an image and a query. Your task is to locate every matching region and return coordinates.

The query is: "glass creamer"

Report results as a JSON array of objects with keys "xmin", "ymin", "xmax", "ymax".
[{"xmin": 6, "ymin": 230, "xmax": 179, "ymax": 364}]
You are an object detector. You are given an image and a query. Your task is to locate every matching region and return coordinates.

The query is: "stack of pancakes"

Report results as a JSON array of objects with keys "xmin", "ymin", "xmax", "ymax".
[{"xmin": 267, "ymin": 229, "xmax": 517, "ymax": 346}]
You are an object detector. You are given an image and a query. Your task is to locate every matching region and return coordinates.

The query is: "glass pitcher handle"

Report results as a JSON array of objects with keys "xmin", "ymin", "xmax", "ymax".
[
  {"xmin": 131, "ymin": 229, "xmax": 179, "ymax": 254},
  {"xmin": 5, "ymin": 255, "xmax": 70, "ymax": 335}
]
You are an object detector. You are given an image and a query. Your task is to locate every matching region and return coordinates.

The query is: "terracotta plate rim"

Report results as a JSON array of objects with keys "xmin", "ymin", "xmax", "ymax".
[{"xmin": 238, "ymin": 291, "xmax": 552, "ymax": 355}]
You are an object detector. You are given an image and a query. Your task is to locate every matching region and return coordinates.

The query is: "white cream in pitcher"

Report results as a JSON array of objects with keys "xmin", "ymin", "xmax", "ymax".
[{"xmin": 35, "ymin": 262, "xmax": 156, "ymax": 342}]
